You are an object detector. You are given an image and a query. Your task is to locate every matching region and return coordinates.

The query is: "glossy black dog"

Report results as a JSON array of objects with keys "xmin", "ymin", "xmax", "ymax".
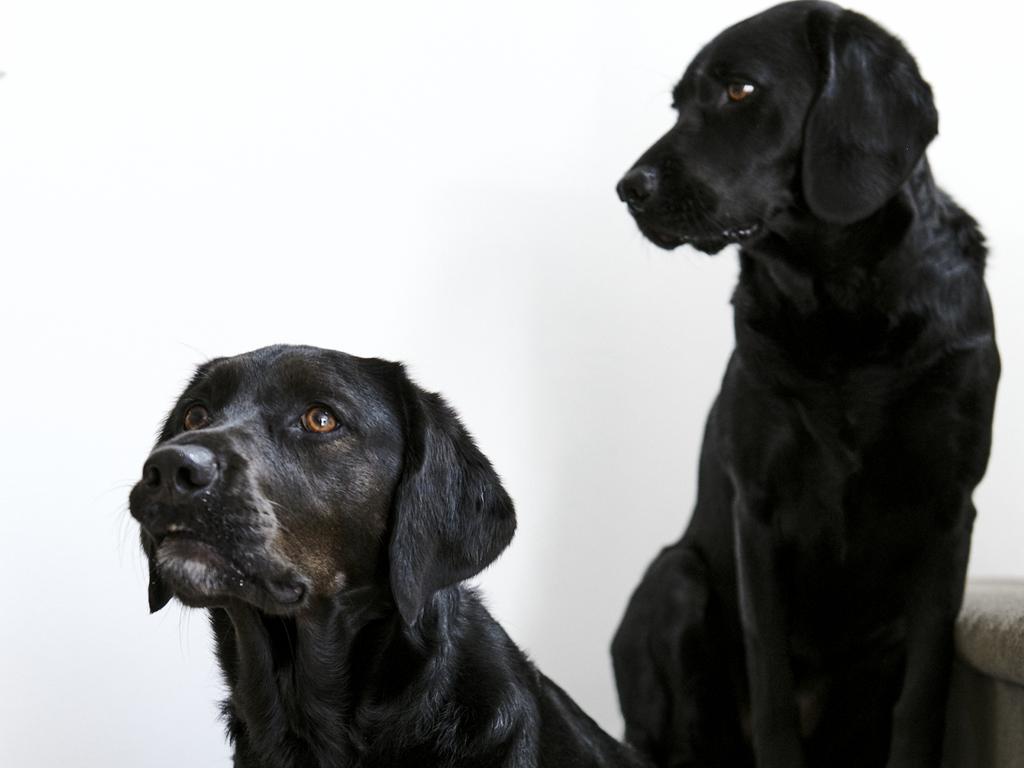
[
  {"xmin": 129, "ymin": 345, "xmax": 650, "ymax": 768},
  {"xmin": 613, "ymin": 3, "xmax": 999, "ymax": 767}
]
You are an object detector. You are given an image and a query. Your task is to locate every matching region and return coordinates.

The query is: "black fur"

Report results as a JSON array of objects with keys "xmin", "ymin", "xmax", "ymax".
[
  {"xmin": 613, "ymin": 3, "xmax": 999, "ymax": 767},
  {"xmin": 129, "ymin": 345, "xmax": 649, "ymax": 768}
]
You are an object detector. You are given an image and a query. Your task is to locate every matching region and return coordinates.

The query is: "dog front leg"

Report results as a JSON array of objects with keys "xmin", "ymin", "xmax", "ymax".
[
  {"xmin": 734, "ymin": 503, "xmax": 805, "ymax": 768},
  {"xmin": 886, "ymin": 522, "xmax": 972, "ymax": 768}
]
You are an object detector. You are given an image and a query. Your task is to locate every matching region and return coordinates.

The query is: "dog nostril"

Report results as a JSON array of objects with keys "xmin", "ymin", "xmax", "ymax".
[
  {"xmin": 177, "ymin": 459, "xmax": 217, "ymax": 490},
  {"xmin": 143, "ymin": 465, "xmax": 161, "ymax": 488},
  {"xmin": 616, "ymin": 178, "xmax": 631, "ymax": 203}
]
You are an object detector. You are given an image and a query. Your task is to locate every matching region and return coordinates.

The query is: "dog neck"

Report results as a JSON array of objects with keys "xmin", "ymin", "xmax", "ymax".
[
  {"xmin": 210, "ymin": 586, "xmax": 482, "ymax": 767},
  {"xmin": 727, "ymin": 158, "xmax": 993, "ymax": 382},
  {"xmin": 748, "ymin": 167, "xmax": 928, "ymax": 307}
]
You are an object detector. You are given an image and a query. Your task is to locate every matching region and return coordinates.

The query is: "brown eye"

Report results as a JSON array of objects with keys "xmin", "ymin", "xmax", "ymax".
[
  {"xmin": 302, "ymin": 405, "xmax": 339, "ymax": 434},
  {"xmin": 183, "ymin": 404, "xmax": 211, "ymax": 431},
  {"xmin": 727, "ymin": 82, "xmax": 755, "ymax": 102}
]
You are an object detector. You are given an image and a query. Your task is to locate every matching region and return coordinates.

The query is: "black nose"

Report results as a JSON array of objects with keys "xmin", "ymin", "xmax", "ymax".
[
  {"xmin": 141, "ymin": 444, "xmax": 219, "ymax": 500},
  {"xmin": 616, "ymin": 166, "xmax": 659, "ymax": 211}
]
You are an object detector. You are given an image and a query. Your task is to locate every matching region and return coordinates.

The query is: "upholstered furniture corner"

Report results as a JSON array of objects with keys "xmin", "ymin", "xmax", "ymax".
[{"xmin": 944, "ymin": 580, "xmax": 1024, "ymax": 767}]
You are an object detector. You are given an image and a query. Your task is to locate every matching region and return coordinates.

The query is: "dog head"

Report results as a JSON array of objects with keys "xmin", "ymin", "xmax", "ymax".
[
  {"xmin": 616, "ymin": 1, "xmax": 937, "ymax": 252},
  {"xmin": 129, "ymin": 345, "xmax": 515, "ymax": 625}
]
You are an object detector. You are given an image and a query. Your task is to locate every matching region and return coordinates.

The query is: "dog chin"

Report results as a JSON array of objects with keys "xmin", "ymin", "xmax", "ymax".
[
  {"xmin": 155, "ymin": 537, "xmax": 306, "ymax": 613},
  {"xmin": 685, "ymin": 236, "xmax": 731, "ymax": 255}
]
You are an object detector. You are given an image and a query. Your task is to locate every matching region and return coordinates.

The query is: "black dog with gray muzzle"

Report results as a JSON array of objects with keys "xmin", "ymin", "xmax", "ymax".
[{"xmin": 130, "ymin": 344, "xmax": 650, "ymax": 768}]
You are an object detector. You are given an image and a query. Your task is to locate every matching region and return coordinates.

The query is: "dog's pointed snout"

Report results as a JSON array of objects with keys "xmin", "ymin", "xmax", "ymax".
[
  {"xmin": 141, "ymin": 444, "xmax": 218, "ymax": 498},
  {"xmin": 616, "ymin": 166, "xmax": 659, "ymax": 211}
]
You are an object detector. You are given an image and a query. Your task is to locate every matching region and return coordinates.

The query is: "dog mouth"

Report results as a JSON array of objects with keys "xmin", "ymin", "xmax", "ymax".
[
  {"xmin": 637, "ymin": 219, "xmax": 764, "ymax": 253},
  {"xmin": 153, "ymin": 529, "xmax": 307, "ymax": 611}
]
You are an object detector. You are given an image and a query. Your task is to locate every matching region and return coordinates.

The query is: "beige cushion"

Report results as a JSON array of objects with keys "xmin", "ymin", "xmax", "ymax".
[
  {"xmin": 944, "ymin": 579, "xmax": 1024, "ymax": 768},
  {"xmin": 956, "ymin": 579, "xmax": 1024, "ymax": 687}
]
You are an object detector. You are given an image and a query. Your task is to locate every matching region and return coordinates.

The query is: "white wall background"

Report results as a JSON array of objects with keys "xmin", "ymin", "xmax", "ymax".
[{"xmin": 1, "ymin": 1, "xmax": 1020, "ymax": 765}]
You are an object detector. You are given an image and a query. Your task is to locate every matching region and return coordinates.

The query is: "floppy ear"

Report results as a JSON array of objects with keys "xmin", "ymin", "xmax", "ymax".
[
  {"xmin": 388, "ymin": 370, "xmax": 516, "ymax": 625},
  {"xmin": 141, "ymin": 533, "xmax": 172, "ymax": 613},
  {"xmin": 802, "ymin": 8, "xmax": 938, "ymax": 224}
]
